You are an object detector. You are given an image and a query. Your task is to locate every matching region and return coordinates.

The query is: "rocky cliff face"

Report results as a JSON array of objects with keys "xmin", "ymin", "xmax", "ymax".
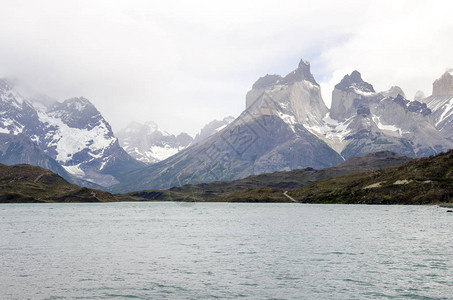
[
  {"xmin": 0, "ymin": 79, "xmax": 143, "ymax": 187},
  {"xmin": 330, "ymin": 71, "xmax": 376, "ymax": 121},
  {"xmin": 246, "ymin": 59, "xmax": 328, "ymax": 129},
  {"xmin": 432, "ymin": 69, "xmax": 453, "ymax": 96},
  {"xmin": 422, "ymin": 70, "xmax": 453, "ymax": 140}
]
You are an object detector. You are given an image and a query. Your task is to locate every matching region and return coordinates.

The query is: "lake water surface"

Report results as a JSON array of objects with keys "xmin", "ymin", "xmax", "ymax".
[{"xmin": 1, "ymin": 202, "xmax": 452, "ymax": 299}]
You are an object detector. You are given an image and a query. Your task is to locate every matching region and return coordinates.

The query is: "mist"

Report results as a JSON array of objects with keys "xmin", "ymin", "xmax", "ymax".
[{"xmin": 1, "ymin": 0, "xmax": 452, "ymax": 136}]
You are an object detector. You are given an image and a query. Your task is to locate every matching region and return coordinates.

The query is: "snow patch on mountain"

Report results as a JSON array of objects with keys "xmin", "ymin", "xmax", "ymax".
[
  {"xmin": 37, "ymin": 110, "xmax": 116, "ymax": 164},
  {"xmin": 436, "ymin": 96, "xmax": 453, "ymax": 126},
  {"xmin": 276, "ymin": 111, "xmax": 297, "ymax": 133},
  {"xmin": 372, "ymin": 115, "xmax": 404, "ymax": 136},
  {"xmin": 0, "ymin": 117, "xmax": 24, "ymax": 134},
  {"xmin": 149, "ymin": 145, "xmax": 181, "ymax": 161},
  {"xmin": 353, "ymin": 88, "xmax": 375, "ymax": 97},
  {"xmin": 305, "ymin": 113, "xmax": 353, "ymax": 153},
  {"xmin": 62, "ymin": 164, "xmax": 85, "ymax": 177}
]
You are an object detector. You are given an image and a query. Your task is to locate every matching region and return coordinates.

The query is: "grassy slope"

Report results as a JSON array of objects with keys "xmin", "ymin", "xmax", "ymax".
[
  {"xmin": 128, "ymin": 151, "xmax": 412, "ymax": 202},
  {"xmin": 166, "ymin": 150, "xmax": 452, "ymax": 204},
  {"xmin": 287, "ymin": 150, "xmax": 453, "ymax": 204},
  {"xmin": 0, "ymin": 164, "xmax": 123, "ymax": 203},
  {"xmin": 4, "ymin": 150, "xmax": 449, "ymax": 204}
]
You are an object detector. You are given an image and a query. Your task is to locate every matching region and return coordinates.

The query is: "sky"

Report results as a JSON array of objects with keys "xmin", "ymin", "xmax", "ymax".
[{"xmin": 1, "ymin": 0, "xmax": 453, "ymax": 136}]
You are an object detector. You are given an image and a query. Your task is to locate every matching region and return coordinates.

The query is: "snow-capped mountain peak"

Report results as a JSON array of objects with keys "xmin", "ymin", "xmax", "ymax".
[
  {"xmin": 335, "ymin": 70, "xmax": 375, "ymax": 95},
  {"xmin": 116, "ymin": 122, "xmax": 193, "ymax": 164},
  {"xmin": 47, "ymin": 97, "xmax": 107, "ymax": 131}
]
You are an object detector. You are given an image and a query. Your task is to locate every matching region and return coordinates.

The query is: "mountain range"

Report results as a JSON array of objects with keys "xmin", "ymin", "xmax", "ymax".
[
  {"xmin": 1, "ymin": 59, "xmax": 453, "ymax": 192},
  {"xmin": 110, "ymin": 60, "xmax": 453, "ymax": 193}
]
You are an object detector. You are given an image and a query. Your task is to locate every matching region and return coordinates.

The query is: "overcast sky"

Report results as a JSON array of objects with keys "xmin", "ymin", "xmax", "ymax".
[{"xmin": 1, "ymin": 0, "xmax": 453, "ymax": 136}]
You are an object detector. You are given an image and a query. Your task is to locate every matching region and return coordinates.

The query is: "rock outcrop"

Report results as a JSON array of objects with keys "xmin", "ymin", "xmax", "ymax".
[
  {"xmin": 421, "ymin": 69, "xmax": 453, "ymax": 139},
  {"xmin": 432, "ymin": 69, "xmax": 453, "ymax": 96}
]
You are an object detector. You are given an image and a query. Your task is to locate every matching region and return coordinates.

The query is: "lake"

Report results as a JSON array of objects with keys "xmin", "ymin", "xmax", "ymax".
[{"xmin": 1, "ymin": 202, "xmax": 452, "ymax": 299}]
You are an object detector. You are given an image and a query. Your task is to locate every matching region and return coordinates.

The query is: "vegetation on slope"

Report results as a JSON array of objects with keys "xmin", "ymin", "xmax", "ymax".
[
  {"xmin": 128, "ymin": 151, "xmax": 412, "ymax": 202},
  {"xmin": 3, "ymin": 149, "xmax": 450, "ymax": 205},
  {"xmin": 0, "ymin": 164, "xmax": 122, "ymax": 203},
  {"xmin": 287, "ymin": 149, "xmax": 453, "ymax": 204}
]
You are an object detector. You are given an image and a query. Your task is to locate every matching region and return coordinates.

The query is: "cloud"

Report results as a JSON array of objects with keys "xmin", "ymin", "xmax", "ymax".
[
  {"xmin": 0, "ymin": 0, "xmax": 452, "ymax": 135},
  {"xmin": 318, "ymin": 1, "xmax": 453, "ymax": 106}
]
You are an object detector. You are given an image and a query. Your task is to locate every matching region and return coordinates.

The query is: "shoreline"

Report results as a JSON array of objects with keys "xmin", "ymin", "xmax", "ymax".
[{"xmin": 2, "ymin": 200, "xmax": 453, "ymax": 206}]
